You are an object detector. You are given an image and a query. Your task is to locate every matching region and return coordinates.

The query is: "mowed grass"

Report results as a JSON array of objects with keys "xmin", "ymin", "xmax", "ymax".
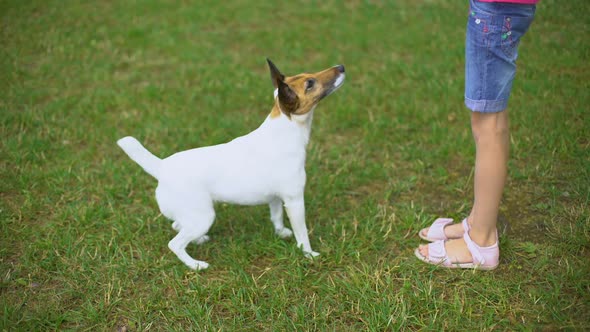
[{"xmin": 1, "ymin": 0, "xmax": 589, "ymax": 330}]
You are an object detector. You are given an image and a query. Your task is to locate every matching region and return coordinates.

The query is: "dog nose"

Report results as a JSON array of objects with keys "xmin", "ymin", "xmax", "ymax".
[{"xmin": 336, "ymin": 65, "xmax": 345, "ymax": 73}]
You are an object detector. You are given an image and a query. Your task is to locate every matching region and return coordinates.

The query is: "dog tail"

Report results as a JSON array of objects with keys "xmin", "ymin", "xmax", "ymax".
[{"xmin": 117, "ymin": 136, "xmax": 161, "ymax": 180}]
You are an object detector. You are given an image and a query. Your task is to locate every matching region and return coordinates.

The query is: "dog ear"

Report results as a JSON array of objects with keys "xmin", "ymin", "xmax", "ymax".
[
  {"xmin": 277, "ymin": 79, "xmax": 299, "ymax": 115},
  {"xmin": 267, "ymin": 58, "xmax": 284, "ymax": 88}
]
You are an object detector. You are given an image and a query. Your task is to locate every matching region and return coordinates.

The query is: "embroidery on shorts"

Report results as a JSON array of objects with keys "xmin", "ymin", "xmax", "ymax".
[
  {"xmin": 502, "ymin": 17, "xmax": 513, "ymax": 42},
  {"xmin": 470, "ymin": 8, "xmax": 489, "ymax": 33},
  {"xmin": 501, "ymin": 16, "xmax": 518, "ymax": 57}
]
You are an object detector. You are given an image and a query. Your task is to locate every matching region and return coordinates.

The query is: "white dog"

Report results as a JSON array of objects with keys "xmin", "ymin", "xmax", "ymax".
[{"xmin": 117, "ymin": 59, "xmax": 345, "ymax": 270}]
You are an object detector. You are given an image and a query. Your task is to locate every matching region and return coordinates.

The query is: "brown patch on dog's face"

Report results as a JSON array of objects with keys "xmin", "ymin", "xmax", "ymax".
[
  {"xmin": 267, "ymin": 59, "xmax": 345, "ymax": 118},
  {"xmin": 284, "ymin": 66, "xmax": 344, "ymax": 115}
]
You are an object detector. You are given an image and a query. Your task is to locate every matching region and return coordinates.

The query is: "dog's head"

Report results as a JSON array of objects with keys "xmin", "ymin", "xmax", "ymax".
[{"xmin": 267, "ymin": 59, "xmax": 345, "ymax": 119}]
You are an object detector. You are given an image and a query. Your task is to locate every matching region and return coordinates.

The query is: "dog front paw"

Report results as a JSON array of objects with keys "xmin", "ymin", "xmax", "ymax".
[
  {"xmin": 304, "ymin": 251, "xmax": 320, "ymax": 258},
  {"xmin": 275, "ymin": 227, "xmax": 293, "ymax": 239}
]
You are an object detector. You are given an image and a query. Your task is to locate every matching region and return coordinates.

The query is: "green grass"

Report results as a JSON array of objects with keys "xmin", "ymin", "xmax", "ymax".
[{"xmin": 1, "ymin": 0, "xmax": 589, "ymax": 330}]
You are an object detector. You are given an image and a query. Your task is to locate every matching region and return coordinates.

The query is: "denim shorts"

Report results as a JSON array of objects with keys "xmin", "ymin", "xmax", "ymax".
[{"xmin": 465, "ymin": 0, "xmax": 536, "ymax": 113}]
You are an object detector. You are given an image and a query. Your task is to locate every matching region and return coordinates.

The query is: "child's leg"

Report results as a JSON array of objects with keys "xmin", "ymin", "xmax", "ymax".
[
  {"xmin": 418, "ymin": 90, "xmax": 511, "ymax": 244},
  {"xmin": 418, "ymin": 110, "xmax": 508, "ymax": 262},
  {"xmin": 417, "ymin": 0, "xmax": 536, "ymax": 265},
  {"xmin": 469, "ymin": 110, "xmax": 509, "ymax": 245}
]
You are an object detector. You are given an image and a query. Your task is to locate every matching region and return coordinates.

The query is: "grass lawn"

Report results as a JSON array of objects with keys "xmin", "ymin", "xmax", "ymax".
[{"xmin": 1, "ymin": 0, "xmax": 589, "ymax": 330}]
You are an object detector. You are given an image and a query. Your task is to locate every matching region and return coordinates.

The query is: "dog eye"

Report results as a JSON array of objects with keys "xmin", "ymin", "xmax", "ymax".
[{"xmin": 305, "ymin": 79, "xmax": 315, "ymax": 91}]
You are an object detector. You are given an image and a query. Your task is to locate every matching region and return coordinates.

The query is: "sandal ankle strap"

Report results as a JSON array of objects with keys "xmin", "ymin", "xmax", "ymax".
[{"xmin": 463, "ymin": 231, "xmax": 498, "ymax": 265}]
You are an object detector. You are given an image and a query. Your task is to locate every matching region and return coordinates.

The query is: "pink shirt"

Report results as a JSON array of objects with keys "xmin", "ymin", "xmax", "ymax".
[{"xmin": 478, "ymin": 0, "xmax": 539, "ymax": 3}]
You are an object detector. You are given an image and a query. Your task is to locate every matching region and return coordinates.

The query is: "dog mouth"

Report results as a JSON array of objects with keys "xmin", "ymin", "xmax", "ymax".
[
  {"xmin": 333, "ymin": 73, "xmax": 345, "ymax": 89},
  {"xmin": 318, "ymin": 73, "xmax": 346, "ymax": 101}
]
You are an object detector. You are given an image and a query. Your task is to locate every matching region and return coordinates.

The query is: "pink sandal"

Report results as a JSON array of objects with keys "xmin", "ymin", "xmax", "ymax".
[
  {"xmin": 414, "ymin": 231, "xmax": 499, "ymax": 270},
  {"xmin": 419, "ymin": 218, "xmax": 470, "ymax": 242}
]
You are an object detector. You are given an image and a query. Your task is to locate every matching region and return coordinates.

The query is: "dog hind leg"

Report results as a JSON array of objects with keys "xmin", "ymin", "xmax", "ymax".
[
  {"xmin": 172, "ymin": 221, "xmax": 181, "ymax": 231},
  {"xmin": 192, "ymin": 235, "xmax": 210, "ymax": 245},
  {"xmin": 168, "ymin": 210, "xmax": 215, "ymax": 270},
  {"xmin": 171, "ymin": 221, "xmax": 210, "ymax": 245}
]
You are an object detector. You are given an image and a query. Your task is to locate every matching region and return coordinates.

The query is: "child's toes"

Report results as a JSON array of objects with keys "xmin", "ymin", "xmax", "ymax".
[{"xmin": 418, "ymin": 244, "xmax": 429, "ymax": 257}]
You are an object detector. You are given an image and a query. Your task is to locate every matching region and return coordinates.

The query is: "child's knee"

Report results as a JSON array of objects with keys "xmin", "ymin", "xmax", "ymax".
[{"xmin": 471, "ymin": 112, "xmax": 509, "ymax": 142}]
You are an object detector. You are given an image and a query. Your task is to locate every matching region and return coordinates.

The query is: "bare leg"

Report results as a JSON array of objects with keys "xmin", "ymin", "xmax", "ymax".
[
  {"xmin": 469, "ymin": 110, "xmax": 509, "ymax": 245},
  {"xmin": 419, "ymin": 110, "xmax": 508, "ymax": 262}
]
